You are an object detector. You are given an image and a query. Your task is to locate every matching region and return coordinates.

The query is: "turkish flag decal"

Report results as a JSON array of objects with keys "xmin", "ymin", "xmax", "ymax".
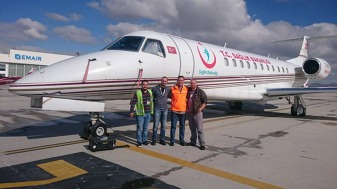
[{"xmin": 167, "ymin": 46, "xmax": 177, "ymax": 54}]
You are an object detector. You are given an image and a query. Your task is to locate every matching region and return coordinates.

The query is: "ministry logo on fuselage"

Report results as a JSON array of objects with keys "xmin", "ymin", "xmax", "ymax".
[{"xmin": 197, "ymin": 42, "xmax": 216, "ymax": 69}]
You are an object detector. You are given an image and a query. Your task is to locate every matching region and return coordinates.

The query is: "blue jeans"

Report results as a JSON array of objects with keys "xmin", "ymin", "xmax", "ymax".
[
  {"xmin": 170, "ymin": 112, "xmax": 186, "ymax": 143},
  {"xmin": 152, "ymin": 108, "xmax": 168, "ymax": 141},
  {"xmin": 136, "ymin": 113, "xmax": 151, "ymax": 144}
]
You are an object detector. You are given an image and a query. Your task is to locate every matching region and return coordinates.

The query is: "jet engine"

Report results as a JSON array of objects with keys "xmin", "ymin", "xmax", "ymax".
[{"xmin": 302, "ymin": 58, "xmax": 331, "ymax": 80}]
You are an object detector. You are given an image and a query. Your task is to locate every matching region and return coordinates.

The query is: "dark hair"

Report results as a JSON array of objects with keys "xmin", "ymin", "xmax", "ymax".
[
  {"xmin": 141, "ymin": 80, "xmax": 149, "ymax": 84},
  {"xmin": 177, "ymin": 75, "xmax": 184, "ymax": 79}
]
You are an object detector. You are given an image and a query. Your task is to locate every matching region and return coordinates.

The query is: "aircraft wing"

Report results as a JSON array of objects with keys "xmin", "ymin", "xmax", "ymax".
[{"xmin": 265, "ymin": 87, "xmax": 337, "ymax": 97}]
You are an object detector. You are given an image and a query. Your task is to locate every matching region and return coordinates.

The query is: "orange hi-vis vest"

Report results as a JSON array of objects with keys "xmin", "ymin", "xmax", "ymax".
[{"xmin": 170, "ymin": 85, "xmax": 188, "ymax": 112}]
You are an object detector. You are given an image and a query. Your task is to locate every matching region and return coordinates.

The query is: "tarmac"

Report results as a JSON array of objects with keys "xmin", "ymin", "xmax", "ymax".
[{"xmin": 1, "ymin": 84, "xmax": 337, "ymax": 189}]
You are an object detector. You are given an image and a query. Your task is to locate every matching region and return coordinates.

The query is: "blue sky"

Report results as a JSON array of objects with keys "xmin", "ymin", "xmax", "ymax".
[{"xmin": 0, "ymin": 0, "xmax": 336, "ymax": 76}]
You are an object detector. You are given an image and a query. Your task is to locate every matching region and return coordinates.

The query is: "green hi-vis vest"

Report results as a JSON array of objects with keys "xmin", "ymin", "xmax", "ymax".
[{"xmin": 134, "ymin": 89, "xmax": 154, "ymax": 116}]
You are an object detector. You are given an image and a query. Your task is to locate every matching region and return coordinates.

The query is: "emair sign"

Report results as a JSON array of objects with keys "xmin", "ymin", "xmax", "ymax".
[{"xmin": 15, "ymin": 54, "xmax": 42, "ymax": 61}]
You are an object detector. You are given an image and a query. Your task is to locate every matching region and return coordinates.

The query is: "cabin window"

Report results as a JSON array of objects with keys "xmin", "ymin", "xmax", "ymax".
[
  {"xmin": 254, "ymin": 62, "xmax": 257, "ymax": 70},
  {"xmin": 240, "ymin": 60, "xmax": 244, "ymax": 68},
  {"xmin": 232, "ymin": 59, "xmax": 237, "ymax": 67},
  {"xmin": 266, "ymin": 65, "xmax": 270, "ymax": 71},
  {"xmin": 224, "ymin": 58, "xmax": 229, "ymax": 66},
  {"xmin": 272, "ymin": 65, "xmax": 275, "ymax": 72},
  {"xmin": 282, "ymin": 67, "xmax": 285, "ymax": 73},
  {"xmin": 246, "ymin": 61, "xmax": 250, "ymax": 69},
  {"xmin": 260, "ymin": 64, "xmax": 264, "ymax": 70},
  {"xmin": 142, "ymin": 39, "xmax": 166, "ymax": 57},
  {"xmin": 286, "ymin": 68, "xmax": 289, "ymax": 73},
  {"xmin": 105, "ymin": 36, "xmax": 145, "ymax": 51},
  {"xmin": 277, "ymin": 66, "xmax": 280, "ymax": 72}
]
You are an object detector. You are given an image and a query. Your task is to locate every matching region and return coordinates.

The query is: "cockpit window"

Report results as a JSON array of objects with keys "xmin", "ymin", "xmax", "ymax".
[
  {"xmin": 105, "ymin": 36, "xmax": 145, "ymax": 51},
  {"xmin": 142, "ymin": 39, "xmax": 166, "ymax": 57}
]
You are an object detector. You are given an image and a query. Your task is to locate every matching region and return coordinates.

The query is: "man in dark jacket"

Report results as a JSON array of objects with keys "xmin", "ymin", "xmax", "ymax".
[
  {"xmin": 186, "ymin": 79, "xmax": 207, "ymax": 150},
  {"xmin": 151, "ymin": 76, "xmax": 170, "ymax": 145}
]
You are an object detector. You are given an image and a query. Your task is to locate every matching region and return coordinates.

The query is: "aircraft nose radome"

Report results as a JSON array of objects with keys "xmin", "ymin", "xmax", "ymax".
[
  {"xmin": 12, "ymin": 71, "xmax": 43, "ymax": 84},
  {"xmin": 8, "ymin": 71, "xmax": 44, "ymax": 95}
]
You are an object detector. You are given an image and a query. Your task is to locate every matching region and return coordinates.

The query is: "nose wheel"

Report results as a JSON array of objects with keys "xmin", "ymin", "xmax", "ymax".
[{"xmin": 82, "ymin": 112, "xmax": 108, "ymax": 139}]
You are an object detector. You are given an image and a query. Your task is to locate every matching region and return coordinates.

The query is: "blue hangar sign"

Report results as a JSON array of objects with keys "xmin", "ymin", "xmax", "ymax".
[{"xmin": 15, "ymin": 54, "xmax": 42, "ymax": 61}]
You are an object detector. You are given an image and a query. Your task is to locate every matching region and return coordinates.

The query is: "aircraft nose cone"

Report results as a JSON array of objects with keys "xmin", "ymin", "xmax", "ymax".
[{"xmin": 8, "ymin": 71, "xmax": 44, "ymax": 96}]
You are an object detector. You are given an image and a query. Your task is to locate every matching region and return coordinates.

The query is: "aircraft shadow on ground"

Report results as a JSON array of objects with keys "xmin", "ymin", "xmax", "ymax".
[{"xmin": 1, "ymin": 102, "xmax": 336, "ymax": 140}]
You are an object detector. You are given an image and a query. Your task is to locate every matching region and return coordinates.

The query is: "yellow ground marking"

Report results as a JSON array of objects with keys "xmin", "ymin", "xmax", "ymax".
[
  {"xmin": 117, "ymin": 141, "xmax": 284, "ymax": 189},
  {"xmin": 0, "ymin": 160, "xmax": 87, "ymax": 188}
]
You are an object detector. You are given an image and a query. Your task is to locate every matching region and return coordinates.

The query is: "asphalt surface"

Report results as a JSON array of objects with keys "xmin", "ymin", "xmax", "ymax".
[{"xmin": 1, "ymin": 84, "xmax": 337, "ymax": 189}]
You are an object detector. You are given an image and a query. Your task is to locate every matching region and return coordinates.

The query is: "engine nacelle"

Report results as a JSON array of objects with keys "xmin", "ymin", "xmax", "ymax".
[{"xmin": 302, "ymin": 58, "xmax": 331, "ymax": 80}]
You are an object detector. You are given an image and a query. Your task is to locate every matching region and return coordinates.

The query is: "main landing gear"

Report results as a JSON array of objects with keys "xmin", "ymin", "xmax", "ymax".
[
  {"xmin": 287, "ymin": 95, "xmax": 306, "ymax": 117},
  {"xmin": 82, "ymin": 112, "xmax": 108, "ymax": 139}
]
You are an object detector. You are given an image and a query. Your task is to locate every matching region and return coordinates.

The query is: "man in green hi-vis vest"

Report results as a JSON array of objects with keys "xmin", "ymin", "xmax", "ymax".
[{"xmin": 130, "ymin": 80, "xmax": 154, "ymax": 148}]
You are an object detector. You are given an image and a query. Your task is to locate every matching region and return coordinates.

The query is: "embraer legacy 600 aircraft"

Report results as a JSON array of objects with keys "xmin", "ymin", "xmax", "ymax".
[{"xmin": 8, "ymin": 30, "xmax": 337, "ymax": 137}]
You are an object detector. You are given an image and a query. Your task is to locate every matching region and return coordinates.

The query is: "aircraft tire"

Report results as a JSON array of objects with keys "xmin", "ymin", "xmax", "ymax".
[
  {"xmin": 299, "ymin": 108, "xmax": 306, "ymax": 117},
  {"xmin": 291, "ymin": 106, "xmax": 297, "ymax": 116},
  {"xmin": 91, "ymin": 121, "xmax": 107, "ymax": 137},
  {"xmin": 83, "ymin": 121, "xmax": 92, "ymax": 135}
]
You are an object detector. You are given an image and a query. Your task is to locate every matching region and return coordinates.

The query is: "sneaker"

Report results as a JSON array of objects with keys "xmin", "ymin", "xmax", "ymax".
[
  {"xmin": 151, "ymin": 141, "xmax": 156, "ymax": 146},
  {"xmin": 200, "ymin": 146, "xmax": 206, "ymax": 150},
  {"xmin": 143, "ymin": 141, "xmax": 149, "ymax": 145},
  {"xmin": 180, "ymin": 141, "xmax": 186, "ymax": 146},
  {"xmin": 137, "ymin": 143, "xmax": 142, "ymax": 148},
  {"xmin": 169, "ymin": 142, "xmax": 174, "ymax": 146},
  {"xmin": 187, "ymin": 142, "xmax": 196, "ymax": 146},
  {"xmin": 159, "ymin": 140, "xmax": 166, "ymax": 145}
]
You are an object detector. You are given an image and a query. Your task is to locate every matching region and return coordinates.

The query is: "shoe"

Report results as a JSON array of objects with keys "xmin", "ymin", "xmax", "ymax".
[
  {"xmin": 143, "ymin": 141, "xmax": 149, "ymax": 145},
  {"xmin": 137, "ymin": 143, "xmax": 142, "ymax": 148},
  {"xmin": 169, "ymin": 142, "xmax": 174, "ymax": 146},
  {"xmin": 200, "ymin": 146, "xmax": 206, "ymax": 150},
  {"xmin": 159, "ymin": 140, "xmax": 166, "ymax": 145},
  {"xmin": 187, "ymin": 142, "xmax": 196, "ymax": 146},
  {"xmin": 180, "ymin": 142, "xmax": 186, "ymax": 146},
  {"xmin": 151, "ymin": 141, "xmax": 156, "ymax": 146}
]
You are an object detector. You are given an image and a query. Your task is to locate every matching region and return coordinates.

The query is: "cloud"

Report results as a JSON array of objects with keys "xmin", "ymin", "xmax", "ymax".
[
  {"xmin": 16, "ymin": 18, "xmax": 48, "ymax": 40},
  {"xmin": 0, "ymin": 18, "xmax": 48, "ymax": 42},
  {"xmin": 92, "ymin": 0, "xmax": 178, "ymax": 24},
  {"xmin": 87, "ymin": 1, "xmax": 101, "ymax": 10},
  {"xmin": 94, "ymin": 0, "xmax": 337, "ymax": 65},
  {"xmin": 53, "ymin": 25, "xmax": 96, "ymax": 44},
  {"xmin": 46, "ymin": 12, "xmax": 82, "ymax": 22}
]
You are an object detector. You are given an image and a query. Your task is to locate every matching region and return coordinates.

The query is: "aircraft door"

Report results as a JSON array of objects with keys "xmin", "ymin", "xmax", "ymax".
[
  {"xmin": 137, "ymin": 39, "xmax": 166, "ymax": 84},
  {"xmin": 169, "ymin": 36, "xmax": 195, "ymax": 78}
]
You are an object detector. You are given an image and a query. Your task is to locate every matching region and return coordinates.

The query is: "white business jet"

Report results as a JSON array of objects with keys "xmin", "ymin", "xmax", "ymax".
[{"xmin": 8, "ymin": 30, "xmax": 337, "ymax": 137}]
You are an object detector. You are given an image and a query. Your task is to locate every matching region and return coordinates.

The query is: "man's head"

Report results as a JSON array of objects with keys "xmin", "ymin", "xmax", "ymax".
[
  {"xmin": 160, "ymin": 76, "xmax": 168, "ymax": 87},
  {"xmin": 190, "ymin": 79, "xmax": 197, "ymax": 90},
  {"xmin": 177, "ymin": 75, "xmax": 184, "ymax": 87},
  {"xmin": 141, "ymin": 80, "xmax": 149, "ymax": 90}
]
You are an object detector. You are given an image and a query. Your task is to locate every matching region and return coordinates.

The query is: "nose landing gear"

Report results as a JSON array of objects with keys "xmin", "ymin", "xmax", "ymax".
[{"xmin": 82, "ymin": 112, "xmax": 107, "ymax": 139}]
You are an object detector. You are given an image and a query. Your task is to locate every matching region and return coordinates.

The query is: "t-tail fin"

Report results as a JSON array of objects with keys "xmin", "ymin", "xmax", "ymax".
[{"xmin": 299, "ymin": 36, "xmax": 309, "ymax": 58}]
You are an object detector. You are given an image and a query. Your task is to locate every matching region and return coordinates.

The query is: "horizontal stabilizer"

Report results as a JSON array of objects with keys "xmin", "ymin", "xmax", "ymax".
[{"xmin": 265, "ymin": 87, "xmax": 337, "ymax": 97}]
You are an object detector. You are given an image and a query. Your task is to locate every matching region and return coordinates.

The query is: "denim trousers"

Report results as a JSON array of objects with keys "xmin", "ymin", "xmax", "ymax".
[
  {"xmin": 170, "ymin": 112, "xmax": 186, "ymax": 143},
  {"xmin": 135, "ymin": 113, "xmax": 151, "ymax": 144},
  {"xmin": 152, "ymin": 108, "xmax": 168, "ymax": 141}
]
